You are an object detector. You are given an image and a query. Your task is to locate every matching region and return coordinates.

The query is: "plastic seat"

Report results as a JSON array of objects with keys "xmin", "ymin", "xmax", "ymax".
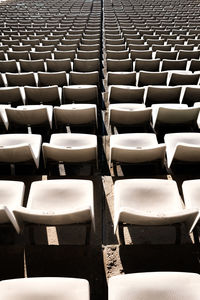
[
  {"xmin": 69, "ymin": 71, "xmax": 99, "ymax": 85},
  {"xmin": 42, "ymin": 39, "xmax": 59, "ymax": 47},
  {"xmin": 7, "ymin": 51, "xmax": 29, "ymax": 61},
  {"xmin": 182, "ymin": 86, "xmax": 200, "ymax": 106},
  {"xmin": 138, "ymin": 71, "xmax": 168, "ymax": 86},
  {"xmin": 2, "ymin": 39, "xmax": 20, "ymax": 47},
  {"xmin": 19, "ymin": 59, "xmax": 45, "ymax": 72},
  {"xmin": 175, "ymin": 44, "xmax": 194, "ymax": 51},
  {"xmin": 57, "ymin": 44, "xmax": 77, "ymax": 51},
  {"xmin": 0, "ymin": 87, "xmax": 24, "ymax": 107},
  {"xmin": 107, "ymin": 59, "xmax": 133, "ymax": 72},
  {"xmin": 43, "ymin": 133, "xmax": 98, "ymax": 169},
  {"xmin": 46, "ymin": 58, "xmax": 72, "ymax": 72},
  {"xmin": 73, "ymin": 58, "xmax": 100, "ymax": 72},
  {"xmin": 168, "ymin": 72, "xmax": 199, "ymax": 86},
  {"xmin": 5, "ymin": 72, "xmax": 36, "ymax": 86},
  {"xmin": 30, "ymin": 51, "xmax": 52, "ymax": 61},
  {"xmin": 129, "ymin": 44, "xmax": 149, "ymax": 51},
  {"xmin": 189, "ymin": 59, "xmax": 200, "ymax": 72},
  {"xmin": 54, "ymin": 104, "xmax": 97, "ymax": 130},
  {"xmin": 109, "ymin": 272, "xmax": 200, "ymax": 300},
  {"xmin": 0, "ymin": 51, "xmax": 6, "ymax": 60},
  {"xmin": 54, "ymin": 50, "xmax": 76, "ymax": 60},
  {"xmin": 147, "ymin": 39, "xmax": 165, "ymax": 47},
  {"xmin": 24, "ymin": 86, "xmax": 61, "ymax": 106},
  {"xmin": 0, "ymin": 277, "xmax": 90, "ymax": 300},
  {"xmin": 161, "ymin": 59, "xmax": 187, "ymax": 71},
  {"xmin": 6, "ymin": 105, "xmax": 53, "ymax": 131},
  {"xmin": 22, "ymin": 39, "xmax": 40, "ymax": 47},
  {"xmin": 35, "ymin": 45, "xmax": 55, "ymax": 52},
  {"xmin": 152, "ymin": 104, "xmax": 200, "ymax": 131},
  {"xmin": 12, "ymin": 178, "xmax": 94, "ymax": 238},
  {"xmin": 110, "ymin": 133, "xmax": 165, "ymax": 167},
  {"xmin": 62, "ymin": 85, "xmax": 98, "ymax": 104},
  {"xmin": 109, "ymin": 103, "xmax": 152, "ymax": 129},
  {"xmin": 155, "ymin": 50, "xmax": 178, "ymax": 60},
  {"xmin": 0, "ymin": 180, "xmax": 24, "ymax": 231},
  {"xmin": 0, "ymin": 73, "xmax": 5, "ymax": 87},
  {"xmin": 130, "ymin": 50, "xmax": 152, "ymax": 60},
  {"xmin": 0, "ymin": 134, "xmax": 42, "ymax": 169},
  {"xmin": 0, "ymin": 60, "xmax": 18, "ymax": 73},
  {"xmin": 164, "ymin": 132, "xmax": 200, "ymax": 168},
  {"xmin": 77, "ymin": 50, "xmax": 100, "ymax": 59},
  {"xmin": 0, "ymin": 105, "xmax": 10, "ymax": 130},
  {"xmin": 135, "ymin": 59, "xmax": 160, "ymax": 72},
  {"xmin": 113, "ymin": 178, "xmax": 198, "ymax": 235},
  {"xmin": 79, "ymin": 44, "xmax": 100, "ymax": 51},
  {"xmin": 107, "ymin": 72, "xmax": 136, "ymax": 86},
  {"xmin": 146, "ymin": 86, "xmax": 182, "ymax": 106},
  {"xmin": 38, "ymin": 71, "xmax": 68, "ymax": 87},
  {"xmin": 152, "ymin": 44, "xmax": 172, "ymax": 51},
  {"xmin": 167, "ymin": 39, "xmax": 185, "ymax": 46},
  {"xmin": 105, "ymin": 38, "xmax": 124, "ymax": 45},
  {"xmin": 182, "ymin": 179, "xmax": 200, "ymax": 217},
  {"xmin": 178, "ymin": 50, "xmax": 200, "ymax": 60},
  {"xmin": 108, "ymin": 85, "xmax": 145, "ymax": 104}
]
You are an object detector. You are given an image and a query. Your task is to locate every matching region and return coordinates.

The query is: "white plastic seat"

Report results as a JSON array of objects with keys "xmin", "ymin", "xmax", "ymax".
[
  {"xmin": 182, "ymin": 179, "xmax": 200, "ymax": 218},
  {"xmin": 62, "ymin": 85, "xmax": 98, "ymax": 105},
  {"xmin": 0, "ymin": 180, "xmax": 24, "ymax": 231},
  {"xmin": 24, "ymin": 86, "xmax": 61, "ymax": 106},
  {"xmin": 138, "ymin": 71, "xmax": 168, "ymax": 86},
  {"xmin": 38, "ymin": 71, "xmax": 68, "ymax": 87},
  {"xmin": 164, "ymin": 132, "xmax": 200, "ymax": 168},
  {"xmin": 0, "ymin": 87, "xmax": 24, "ymax": 107},
  {"xmin": 6, "ymin": 105, "xmax": 53, "ymax": 130},
  {"xmin": 168, "ymin": 72, "xmax": 200, "ymax": 86},
  {"xmin": 0, "ymin": 134, "xmax": 42, "ymax": 168},
  {"xmin": 110, "ymin": 133, "xmax": 165, "ymax": 167},
  {"xmin": 12, "ymin": 179, "xmax": 94, "ymax": 235},
  {"xmin": 0, "ymin": 104, "xmax": 10, "ymax": 130},
  {"xmin": 109, "ymin": 272, "xmax": 200, "ymax": 300},
  {"xmin": 69, "ymin": 71, "xmax": 99, "ymax": 86},
  {"xmin": 107, "ymin": 72, "xmax": 136, "ymax": 86},
  {"xmin": 114, "ymin": 178, "xmax": 199, "ymax": 234},
  {"xmin": 0, "ymin": 60, "xmax": 18, "ymax": 73},
  {"xmin": 54, "ymin": 104, "xmax": 97, "ymax": 129},
  {"xmin": 151, "ymin": 104, "xmax": 200, "ymax": 130},
  {"xmin": 108, "ymin": 85, "xmax": 145, "ymax": 104},
  {"xmin": 5, "ymin": 72, "xmax": 37, "ymax": 87},
  {"xmin": 43, "ymin": 133, "xmax": 98, "ymax": 168},
  {"xmin": 146, "ymin": 86, "xmax": 182, "ymax": 106},
  {"xmin": 19, "ymin": 59, "xmax": 45, "ymax": 73},
  {"xmin": 109, "ymin": 103, "xmax": 151, "ymax": 129},
  {"xmin": 0, "ymin": 277, "xmax": 90, "ymax": 300}
]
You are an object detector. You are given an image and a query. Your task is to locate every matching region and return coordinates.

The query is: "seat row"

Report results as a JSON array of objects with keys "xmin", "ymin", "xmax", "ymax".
[
  {"xmin": 0, "ymin": 71, "xmax": 100, "ymax": 87},
  {"xmin": 0, "ymin": 104, "xmax": 98, "ymax": 132},
  {"xmin": 107, "ymin": 71, "xmax": 200, "ymax": 86},
  {"xmin": 0, "ymin": 132, "xmax": 200, "ymax": 172},
  {"xmin": 0, "ymin": 272, "xmax": 200, "ymax": 299},
  {"xmin": 0, "ymin": 43, "xmax": 100, "ymax": 52},
  {"xmin": 0, "ymin": 133, "xmax": 98, "ymax": 171},
  {"xmin": 108, "ymin": 85, "xmax": 200, "ymax": 106},
  {"xmin": 0, "ymin": 85, "xmax": 100, "ymax": 106},
  {"xmin": 1, "ymin": 177, "xmax": 200, "ymax": 240},
  {"xmin": 1, "ymin": 102, "xmax": 199, "ymax": 132},
  {"xmin": 0, "ymin": 49, "xmax": 101, "ymax": 61},
  {"xmin": 0, "ymin": 58, "xmax": 101, "ymax": 73},
  {"xmin": 109, "ymin": 103, "xmax": 200, "ymax": 132},
  {"xmin": 106, "ymin": 58, "xmax": 200, "ymax": 72},
  {"xmin": 1, "ymin": 84, "xmax": 200, "ymax": 107},
  {"xmin": 106, "ymin": 49, "xmax": 200, "ymax": 61}
]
